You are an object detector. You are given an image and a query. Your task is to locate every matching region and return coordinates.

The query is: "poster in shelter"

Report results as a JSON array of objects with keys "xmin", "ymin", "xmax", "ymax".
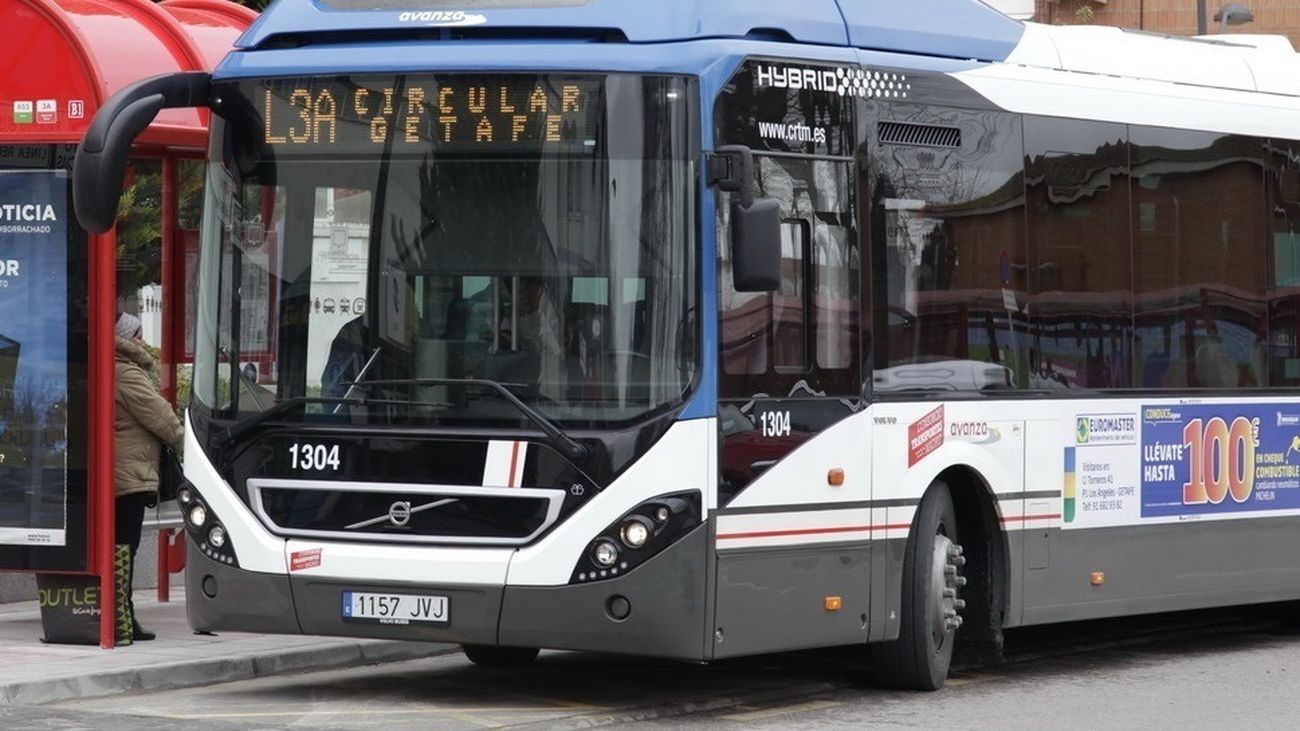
[{"xmin": 0, "ymin": 171, "xmax": 70, "ymax": 548}]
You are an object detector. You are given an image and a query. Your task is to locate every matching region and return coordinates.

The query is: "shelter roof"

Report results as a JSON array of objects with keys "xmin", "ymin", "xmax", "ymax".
[{"xmin": 0, "ymin": 0, "xmax": 254, "ymax": 149}]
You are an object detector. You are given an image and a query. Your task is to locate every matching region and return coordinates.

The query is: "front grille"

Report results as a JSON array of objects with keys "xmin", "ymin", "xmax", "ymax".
[{"xmin": 249, "ymin": 479, "xmax": 563, "ymax": 546}]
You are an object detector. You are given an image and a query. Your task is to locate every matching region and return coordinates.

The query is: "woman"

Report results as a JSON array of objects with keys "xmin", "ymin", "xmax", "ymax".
[{"xmin": 114, "ymin": 313, "xmax": 184, "ymax": 641}]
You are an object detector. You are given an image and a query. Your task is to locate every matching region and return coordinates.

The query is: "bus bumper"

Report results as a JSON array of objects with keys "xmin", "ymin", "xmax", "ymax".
[{"xmin": 185, "ymin": 525, "xmax": 709, "ymax": 659}]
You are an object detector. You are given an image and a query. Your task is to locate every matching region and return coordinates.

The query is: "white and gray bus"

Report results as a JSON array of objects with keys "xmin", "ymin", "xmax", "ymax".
[{"xmin": 74, "ymin": 0, "xmax": 1300, "ymax": 689}]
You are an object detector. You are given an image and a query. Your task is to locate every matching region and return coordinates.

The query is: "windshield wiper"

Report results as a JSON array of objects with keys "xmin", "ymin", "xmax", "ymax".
[
  {"xmin": 334, "ymin": 346, "xmax": 382, "ymax": 414},
  {"xmin": 214, "ymin": 394, "xmax": 457, "ymax": 446},
  {"xmin": 341, "ymin": 377, "xmax": 588, "ymax": 461},
  {"xmin": 213, "ymin": 396, "xmax": 364, "ymax": 446}
]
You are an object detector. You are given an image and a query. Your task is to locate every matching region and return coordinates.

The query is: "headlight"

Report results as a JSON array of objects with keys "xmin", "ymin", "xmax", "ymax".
[
  {"xmin": 177, "ymin": 488, "xmax": 192, "ymax": 505},
  {"xmin": 208, "ymin": 525, "xmax": 226, "ymax": 549},
  {"xmin": 570, "ymin": 492, "xmax": 702, "ymax": 584},
  {"xmin": 592, "ymin": 540, "xmax": 619, "ymax": 567},
  {"xmin": 189, "ymin": 504, "xmax": 207, "ymax": 528},
  {"xmin": 619, "ymin": 519, "xmax": 650, "ymax": 549}
]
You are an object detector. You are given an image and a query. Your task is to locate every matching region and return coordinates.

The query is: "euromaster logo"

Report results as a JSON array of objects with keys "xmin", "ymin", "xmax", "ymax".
[
  {"xmin": 397, "ymin": 10, "xmax": 487, "ymax": 26},
  {"xmin": 1075, "ymin": 413, "xmax": 1137, "ymax": 446}
]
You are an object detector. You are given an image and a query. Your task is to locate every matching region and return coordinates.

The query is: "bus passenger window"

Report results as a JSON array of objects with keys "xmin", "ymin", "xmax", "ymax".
[
  {"xmin": 1132, "ymin": 127, "xmax": 1267, "ymax": 389},
  {"xmin": 868, "ymin": 109, "xmax": 1026, "ymax": 393},
  {"xmin": 1024, "ymin": 117, "xmax": 1132, "ymax": 390}
]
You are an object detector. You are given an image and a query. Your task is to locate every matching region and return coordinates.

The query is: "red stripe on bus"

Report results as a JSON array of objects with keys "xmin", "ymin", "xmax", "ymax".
[
  {"xmin": 712, "ymin": 520, "xmax": 915, "ymax": 538},
  {"xmin": 508, "ymin": 441, "xmax": 521, "ymax": 487},
  {"xmin": 718, "ymin": 525, "xmax": 872, "ymax": 540}
]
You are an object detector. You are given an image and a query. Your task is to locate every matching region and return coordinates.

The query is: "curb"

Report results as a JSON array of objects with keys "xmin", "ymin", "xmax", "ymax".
[{"xmin": 0, "ymin": 640, "xmax": 459, "ymax": 706}]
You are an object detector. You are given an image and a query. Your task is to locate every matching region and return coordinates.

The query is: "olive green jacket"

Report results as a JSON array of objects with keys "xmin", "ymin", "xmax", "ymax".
[{"xmin": 115, "ymin": 337, "xmax": 184, "ymax": 498}]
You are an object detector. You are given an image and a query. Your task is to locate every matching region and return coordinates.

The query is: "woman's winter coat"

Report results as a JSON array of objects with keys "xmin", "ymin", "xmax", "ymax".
[{"xmin": 114, "ymin": 337, "xmax": 184, "ymax": 498}]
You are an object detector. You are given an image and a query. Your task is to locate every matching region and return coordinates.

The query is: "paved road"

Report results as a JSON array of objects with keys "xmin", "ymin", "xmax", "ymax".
[{"xmin": 7, "ymin": 606, "xmax": 1300, "ymax": 730}]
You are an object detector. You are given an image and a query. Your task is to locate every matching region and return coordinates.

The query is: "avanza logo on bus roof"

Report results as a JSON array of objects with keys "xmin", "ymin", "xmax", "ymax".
[{"xmin": 397, "ymin": 11, "xmax": 487, "ymax": 26}]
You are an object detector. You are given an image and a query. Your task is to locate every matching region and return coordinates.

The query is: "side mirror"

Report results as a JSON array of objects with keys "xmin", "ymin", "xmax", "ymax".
[
  {"xmin": 711, "ymin": 145, "xmax": 781, "ymax": 293},
  {"xmin": 730, "ymin": 198, "xmax": 781, "ymax": 292},
  {"xmin": 74, "ymin": 72, "xmax": 212, "ymax": 233}
]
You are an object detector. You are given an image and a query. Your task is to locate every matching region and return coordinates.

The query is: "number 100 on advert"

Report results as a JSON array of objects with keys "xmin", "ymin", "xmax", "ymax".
[{"xmin": 1141, "ymin": 404, "xmax": 1300, "ymax": 518}]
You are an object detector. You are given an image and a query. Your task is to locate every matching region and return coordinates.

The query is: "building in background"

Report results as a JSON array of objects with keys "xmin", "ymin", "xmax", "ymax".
[
  {"xmin": 986, "ymin": 0, "xmax": 1035, "ymax": 19},
  {"xmin": 1029, "ymin": 1, "xmax": 1300, "ymax": 48}
]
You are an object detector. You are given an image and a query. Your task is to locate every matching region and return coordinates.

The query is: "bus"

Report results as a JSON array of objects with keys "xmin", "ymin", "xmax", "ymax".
[{"xmin": 73, "ymin": 0, "xmax": 1300, "ymax": 690}]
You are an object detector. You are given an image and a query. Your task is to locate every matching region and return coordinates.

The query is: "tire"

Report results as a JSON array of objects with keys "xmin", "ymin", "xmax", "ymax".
[
  {"xmin": 869, "ymin": 480, "xmax": 966, "ymax": 690},
  {"xmin": 462, "ymin": 644, "xmax": 540, "ymax": 667}
]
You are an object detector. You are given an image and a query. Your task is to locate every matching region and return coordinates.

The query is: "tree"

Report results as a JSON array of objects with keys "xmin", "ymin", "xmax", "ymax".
[{"xmin": 115, "ymin": 160, "xmax": 206, "ymax": 293}]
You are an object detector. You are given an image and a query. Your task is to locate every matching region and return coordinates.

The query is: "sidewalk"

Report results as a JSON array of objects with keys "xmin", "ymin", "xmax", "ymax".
[{"xmin": 0, "ymin": 588, "xmax": 456, "ymax": 706}]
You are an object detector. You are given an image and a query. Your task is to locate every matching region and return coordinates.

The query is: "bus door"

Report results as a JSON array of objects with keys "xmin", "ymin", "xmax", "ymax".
[{"xmin": 712, "ymin": 152, "xmax": 868, "ymax": 657}]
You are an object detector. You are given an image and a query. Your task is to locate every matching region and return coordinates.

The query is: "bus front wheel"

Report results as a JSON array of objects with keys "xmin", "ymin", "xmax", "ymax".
[
  {"xmin": 869, "ymin": 480, "xmax": 966, "ymax": 690},
  {"xmin": 462, "ymin": 644, "xmax": 540, "ymax": 667}
]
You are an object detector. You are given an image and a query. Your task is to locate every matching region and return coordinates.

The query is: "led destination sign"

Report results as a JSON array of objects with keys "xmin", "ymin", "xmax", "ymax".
[{"xmin": 256, "ymin": 75, "xmax": 603, "ymax": 155}]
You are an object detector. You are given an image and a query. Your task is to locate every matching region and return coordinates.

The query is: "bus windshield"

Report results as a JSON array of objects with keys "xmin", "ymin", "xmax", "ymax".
[{"xmin": 192, "ymin": 73, "xmax": 697, "ymax": 429}]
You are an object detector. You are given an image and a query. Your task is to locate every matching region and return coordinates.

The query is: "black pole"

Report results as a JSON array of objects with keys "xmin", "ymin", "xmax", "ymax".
[{"xmin": 1197, "ymin": 0, "xmax": 1207, "ymax": 34}]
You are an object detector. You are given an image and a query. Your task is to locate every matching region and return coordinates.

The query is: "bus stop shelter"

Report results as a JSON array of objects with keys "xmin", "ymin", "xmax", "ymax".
[{"xmin": 0, "ymin": 0, "xmax": 254, "ymax": 647}]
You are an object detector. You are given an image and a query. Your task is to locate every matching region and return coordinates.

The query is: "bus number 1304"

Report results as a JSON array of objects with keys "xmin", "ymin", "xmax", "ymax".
[
  {"xmin": 759, "ymin": 410, "xmax": 792, "ymax": 438},
  {"xmin": 289, "ymin": 443, "xmax": 342, "ymax": 472}
]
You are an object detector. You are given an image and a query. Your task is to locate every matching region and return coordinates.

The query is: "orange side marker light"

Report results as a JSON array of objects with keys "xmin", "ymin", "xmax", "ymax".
[
  {"xmin": 1090, "ymin": 571, "xmax": 1105, "ymax": 586},
  {"xmin": 827, "ymin": 468, "xmax": 845, "ymax": 486},
  {"xmin": 824, "ymin": 596, "xmax": 843, "ymax": 611}
]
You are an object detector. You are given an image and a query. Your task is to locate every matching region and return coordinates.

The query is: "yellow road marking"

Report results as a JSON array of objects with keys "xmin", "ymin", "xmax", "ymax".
[
  {"xmin": 436, "ymin": 709, "xmax": 499, "ymax": 728},
  {"xmin": 721, "ymin": 700, "xmax": 842, "ymax": 721},
  {"xmin": 945, "ymin": 673, "xmax": 997, "ymax": 687}
]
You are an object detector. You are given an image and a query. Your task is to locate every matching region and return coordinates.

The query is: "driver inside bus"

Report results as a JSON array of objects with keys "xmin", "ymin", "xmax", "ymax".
[
  {"xmin": 496, "ymin": 277, "xmax": 564, "ymax": 400},
  {"xmin": 321, "ymin": 315, "xmax": 368, "ymax": 398}
]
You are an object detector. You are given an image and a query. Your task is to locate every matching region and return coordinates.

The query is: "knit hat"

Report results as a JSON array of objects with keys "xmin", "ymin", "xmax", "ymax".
[{"xmin": 115, "ymin": 313, "xmax": 142, "ymax": 339}]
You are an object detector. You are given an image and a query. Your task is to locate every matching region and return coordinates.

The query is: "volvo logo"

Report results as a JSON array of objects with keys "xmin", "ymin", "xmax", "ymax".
[
  {"xmin": 345, "ymin": 497, "xmax": 458, "ymax": 531},
  {"xmin": 388, "ymin": 501, "xmax": 412, "ymax": 527}
]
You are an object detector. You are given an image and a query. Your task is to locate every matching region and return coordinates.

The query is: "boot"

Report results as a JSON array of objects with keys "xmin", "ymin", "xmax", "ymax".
[{"xmin": 132, "ymin": 619, "xmax": 156, "ymax": 642}]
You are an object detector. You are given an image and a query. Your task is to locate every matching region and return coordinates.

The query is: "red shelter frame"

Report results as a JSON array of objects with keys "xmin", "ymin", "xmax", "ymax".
[{"xmin": 0, "ymin": 0, "xmax": 254, "ymax": 648}]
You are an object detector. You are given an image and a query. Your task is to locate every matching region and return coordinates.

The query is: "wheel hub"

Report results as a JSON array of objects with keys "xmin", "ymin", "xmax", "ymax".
[{"xmin": 928, "ymin": 535, "xmax": 967, "ymax": 648}]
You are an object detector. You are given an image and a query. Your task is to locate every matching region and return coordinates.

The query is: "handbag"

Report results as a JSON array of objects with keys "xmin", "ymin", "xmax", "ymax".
[{"xmin": 158, "ymin": 444, "xmax": 185, "ymax": 503}]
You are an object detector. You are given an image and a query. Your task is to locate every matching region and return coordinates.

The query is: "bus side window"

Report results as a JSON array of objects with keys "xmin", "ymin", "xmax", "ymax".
[
  {"xmin": 1132, "ymin": 126, "xmax": 1267, "ymax": 390},
  {"xmin": 868, "ymin": 108, "xmax": 1027, "ymax": 392}
]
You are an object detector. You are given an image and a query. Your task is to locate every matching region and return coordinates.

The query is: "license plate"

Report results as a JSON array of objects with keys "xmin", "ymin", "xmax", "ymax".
[{"xmin": 342, "ymin": 591, "xmax": 449, "ymax": 624}]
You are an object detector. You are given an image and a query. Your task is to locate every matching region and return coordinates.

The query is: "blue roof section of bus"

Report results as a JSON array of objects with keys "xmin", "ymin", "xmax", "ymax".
[
  {"xmin": 234, "ymin": 0, "xmax": 1024, "ymax": 62},
  {"xmin": 236, "ymin": 0, "xmax": 849, "ymax": 48}
]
